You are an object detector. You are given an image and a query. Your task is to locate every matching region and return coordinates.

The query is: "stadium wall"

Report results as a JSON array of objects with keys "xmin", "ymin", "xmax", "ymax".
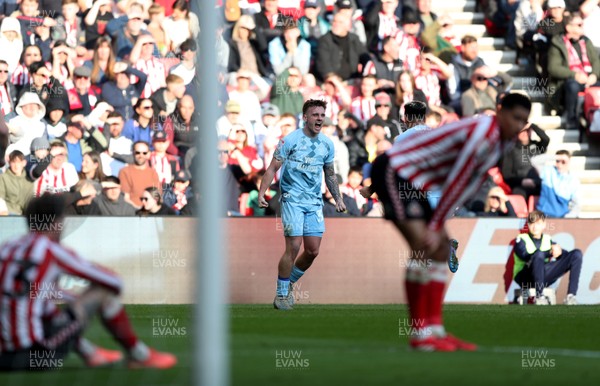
[{"xmin": 0, "ymin": 218, "xmax": 598, "ymax": 304}]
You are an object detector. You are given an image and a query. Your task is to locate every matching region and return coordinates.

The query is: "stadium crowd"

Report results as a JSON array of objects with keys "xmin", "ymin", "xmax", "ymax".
[{"xmin": 0, "ymin": 0, "xmax": 597, "ymax": 218}]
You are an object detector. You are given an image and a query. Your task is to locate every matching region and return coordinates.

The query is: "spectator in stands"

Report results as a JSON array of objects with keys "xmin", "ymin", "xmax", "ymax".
[
  {"xmin": 425, "ymin": 110, "xmax": 442, "ymax": 128},
  {"xmin": 30, "ymin": 19, "xmax": 53, "ymax": 62},
  {"xmin": 12, "ymin": 0, "xmax": 57, "ymax": 46},
  {"xmin": 351, "ymin": 74, "xmax": 378, "ymax": 123},
  {"xmin": 270, "ymin": 66, "xmax": 304, "ymax": 117},
  {"xmin": 85, "ymin": 36, "xmax": 116, "ymax": 86},
  {"xmin": 79, "ymin": 150, "xmax": 106, "ymax": 193},
  {"xmin": 0, "ymin": 150, "xmax": 32, "ymax": 214},
  {"xmin": 323, "ymin": 173, "xmax": 361, "ymax": 217},
  {"xmin": 229, "ymin": 69, "xmax": 270, "ymax": 123},
  {"xmin": 310, "ymin": 73, "xmax": 351, "ymax": 125},
  {"xmin": 0, "ymin": 17, "xmax": 23, "ymax": 74},
  {"xmin": 162, "ymin": 0, "xmax": 200, "ymax": 53},
  {"xmin": 580, "ymin": 0, "xmax": 600, "ymax": 53},
  {"xmin": 254, "ymin": 0, "xmax": 285, "ymax": 43},
  {"xmin": 136, "ymin": 186, "xmax": 176, "ymax": 215},
  {"xmin": 536, "ymin": 150, "xmax": 581, "ymax": 218},
  {"xmin": 169, "ymin": 38, "xmax": 196, "ymax": 87},
  {"xmin": 64, "ymin": 179, "xmax": 102, "ymax": 215},
  {"xmin": 335, "ymin": 0, "xmax": 368, "ymax": 45},
  {"xmin": 101, "ymin": 61, "xmax": 148, "ymax": 121},
  {"xmin": 103, "ymin": 112, "xmax": 133, "ymax": 175},
  {"xmin": 83, "ymin": 0, "xmax": 115, "ymax": 51},
  {"xmin": 52, "ymin": 0, "xmax": 85, "ymax": 49},
  {"xmin": 10, "ymin": 45, "xmax": 42, "ymax": 93},
  {"xmin": 477, "ymin": 186, "xmax": 517, "ymax": 217},
  {"xmin": 417, "ymin": 0, "xmax": 437, "ymax": 27},
  {"xmin": 547, "ymin": 12, "xmax": 600, "ymax": 131},
  {"xmin": 164, "ymin": 95, "xmax": 197, "ymax": 158},
  {"xmin": 315, "ymin": 12, "xmax": 368, "ymax": 82},
  {"xmin": 118, "ymin": 140, "xmax": 160, "ymax": 209},
  {"xmin": 146, "ymin": 3, "xmax": 170, "ymax": 57},
  {"xmin": 538, "ymin": 0, "xmax": 566, "ymax": 50},
  {"xmin": 414, "ymin": 48, "xmax": 453, "ymax": 112},
  {"xmin": 6, "ymin": 91, "xmax": 47, "ymax": 156},
  {"xmin": 59, "ymin": 118, "xmax": 108, "ymax": 172},
  {"xmin": 150, "ymin": 74, "xmax": 185, "ymax": 121},
  {"xmin": 461, "ymin": 66, "xmax": 499, "ymax": 117},
  {"xmin": 0, "ymin": 60, "xmax": 18, "ymax": 116},
  {"xmin": 227, "ymin": 123, "xmax": 263, "ymax": 175},
  {"xmin": 33, "ymin": 141, "xmax": 79, "ymax": 196},
  {"xmin": 123, "ymin": 98, "xmax": 161, "ymax": 145},
  {"xmin": 216, "ymin": 99, "xmax": 255, "ymax": 143},
  {"xmin": 130, "ymin": 34, "xmax": 166, "ymax": 99},
  {"xmin": 513, "ymin": 210, "xmax": 582, "ymax": 305},
  {"xmin": 347, "ymin": 115, "xmax": 388, "ymax": 168},
  {"xmin": 25, "ymin": 136, "xmax": 50, "ymax": 182},
  {"xmin": 368, "ymin": 92, "xmax": 402, "ymax": 141},
  {"xmin": 44, "ymin": 96, "xmax": 68, "ymax": 140},
  {"xmin": 500, "ymin": 121, "xmax": 549, "ymax": 199},
  {"xmin": 322, "ymin": 117, "xmax": 350, "ymax": 183},
  {"xmin": 340, "ymin": 167, "xmax": 368, "ymax": 214},
  {"xmin": 269, "ymin": 18, "xmax": 311, "ymax": 76},
  {"xmin": 481, "ymin": 0, "xmax": 519, "ymax": 46},
  {"xmin": 363, "ymin": 36, "xmax": 403, "ymax": 91},
  {"xmin": 96, "ymin": 176, "xmax": 136, "ymax": 215},
  {"xmin": 298, "ymin": 0, "xmax": 330, "ymax": 60},
  {"xmin": 397, "ymin": 8, "xmax": 423, "ymax": 72},
  {"xmin": 162, "ymin": 169, "xmax": 193, "ymax": 214},
  {"xmin": 364, "ymin": 0, "xmax": 401, "ymax": 52},
  {"xmin": 228, "ymin": 15, "xmax": 272, "ymax": 80},
  {"xmin": 24, "ymin": 61, "xmax": 68, "ymax": 109},
  {"xmin": 68, "ymin": 66, "xmax": 100, "ymax": 117},
  {"xmin": 106, "ymin": 2, "xmax": 151, "ymax": 60},
  {"xmin": 149, "ymin": 130, "xmax": 180, "ymax": 186},
  {"xmin": 393, "ymin": 70, "xmax": 428, "ymax": 119},
  {"xmin": 514, "ymin": 0, "xmax": 544, "ymax": 60}
]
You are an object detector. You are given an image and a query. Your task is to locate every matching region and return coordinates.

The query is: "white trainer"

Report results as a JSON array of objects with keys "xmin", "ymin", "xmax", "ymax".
[{"xmin": 564, "ymin": 294, "xmax": 578, "ymax": 305}]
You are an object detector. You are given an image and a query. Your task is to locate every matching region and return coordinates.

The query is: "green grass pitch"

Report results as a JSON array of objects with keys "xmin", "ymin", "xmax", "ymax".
[{"xmin": 1, "ymin": 304, "xmax": 598, "ymax": 385}]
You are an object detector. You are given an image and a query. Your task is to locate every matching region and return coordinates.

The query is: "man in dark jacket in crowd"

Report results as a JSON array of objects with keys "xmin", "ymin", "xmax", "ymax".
[
  {"xmin": 315, "ymin": 12, "xmax": 368, "ymax": 82},
  {"xmin": 95, "ymin": 176, "xmax": 137, "ymax": 216}
]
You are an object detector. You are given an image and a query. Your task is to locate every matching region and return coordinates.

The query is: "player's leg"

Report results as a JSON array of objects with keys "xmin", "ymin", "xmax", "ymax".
[
  {"xmin": 289, "ymin": 206, "xmax": 325, "ymax": 293},
  {"xmin": 543, "ymin": 249, "xmax": 583, "ymax": 304},
  {"xmin": 70, "ymin": 283, "xmax": 177, "ymax": 369},
  {"xmin": 275, "ymin": 202, "xmax": 305, "ymax": 309}
]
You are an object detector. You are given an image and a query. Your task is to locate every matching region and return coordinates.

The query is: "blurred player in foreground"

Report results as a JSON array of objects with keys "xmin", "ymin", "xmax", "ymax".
[
  {"xmin": 258, "ymin": 99, "xmax": 346, "ymax": 310},
  {"xmin": 0, "ymin": 194, "xmax": 176, "ymax": 370},
  {"xmin": 361, "ymin": 93, "xmax": 532, "ymax": 351}
]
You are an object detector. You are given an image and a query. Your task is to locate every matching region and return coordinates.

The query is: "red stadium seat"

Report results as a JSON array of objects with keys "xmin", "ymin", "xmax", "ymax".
[
  {"xmin": 528, "ymin": 195, "xmax": 539, "ymax": 212},
  {"xmin": 507, "ymin": 195, "xmax": 528, "ymax": 218}
]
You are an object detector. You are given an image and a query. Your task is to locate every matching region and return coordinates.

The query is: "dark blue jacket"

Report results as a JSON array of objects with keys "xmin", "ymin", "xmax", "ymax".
[{"xmin": 100, "ymin": 66, "xmax": 147, "ymax": 121}]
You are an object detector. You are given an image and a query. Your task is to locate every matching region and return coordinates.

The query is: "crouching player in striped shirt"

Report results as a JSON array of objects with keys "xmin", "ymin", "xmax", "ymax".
[
  {"xmin": 0, "ymin": 194, "xmax": 176, "ymax": 370},
  {"xmin": 361, "ymin": 93, "xmax": 532, "ymax": 351}
]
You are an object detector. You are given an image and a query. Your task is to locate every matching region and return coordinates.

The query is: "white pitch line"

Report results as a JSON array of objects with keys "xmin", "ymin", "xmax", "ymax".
[{"xmin": 478, "ymin": 346, "xmax": 600, "ymax": 359}]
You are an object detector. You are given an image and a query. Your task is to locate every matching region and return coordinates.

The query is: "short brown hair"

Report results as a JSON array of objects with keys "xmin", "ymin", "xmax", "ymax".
[
  {"xmin": 461, "ymin": 35, "xmax": 477, "ymax": 45},
  {"xmin": 556, "ymin": 149, "xmax": 571, "ymax": 158},
  {"xmin": 166, "ymin": 74, "xmax": 184, "ymax": 84},
  {"xmin": 527, "ymin": 210, "xmax": 546, "ymax": 224},
  {"xmin": 302, "ymin": 99, "xmax": 327, "ymax": 116}
]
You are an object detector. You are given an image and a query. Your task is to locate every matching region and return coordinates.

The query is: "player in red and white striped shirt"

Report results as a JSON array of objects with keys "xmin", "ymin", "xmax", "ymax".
[
  {"xmin": 362, "ymin": 93, "xmax": 532, "ymax": 352},
  {"xmin": 0, "ymin": 195, "xmax": 177, "ymax": 370}
]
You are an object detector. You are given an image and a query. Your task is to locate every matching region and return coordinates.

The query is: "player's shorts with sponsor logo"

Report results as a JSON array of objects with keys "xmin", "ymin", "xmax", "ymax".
[
  {"xmin": 0, "ymin": 307, "xmax": 82, "ymax": 371},
  {"xmin": 281, "ymin": 200, "xmax": 325, "ymax": 237},
  {"xmin": 369, "ymin": 153, "xmax": 434, "ymax": 222}
]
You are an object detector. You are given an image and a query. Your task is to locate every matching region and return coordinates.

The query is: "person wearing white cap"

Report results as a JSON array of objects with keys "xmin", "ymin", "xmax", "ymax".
[{"xmin": 6, "ymin": 92, "xmax": 47, "ymax": 156}]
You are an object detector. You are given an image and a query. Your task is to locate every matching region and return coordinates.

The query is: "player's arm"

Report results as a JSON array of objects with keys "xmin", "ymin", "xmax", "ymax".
[
  {"xmin": 258, "ymin": 158, "xmax": 283, "ymax": 208},
  {"xmin": 324, "ymin": 163, "xmax": 346, "ymax": 212}
]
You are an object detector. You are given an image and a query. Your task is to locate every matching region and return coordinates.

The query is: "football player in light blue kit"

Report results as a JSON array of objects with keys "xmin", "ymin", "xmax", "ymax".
[{"xmin": 258, "ymin": 99, "xmax": 346, "ymax": 310}]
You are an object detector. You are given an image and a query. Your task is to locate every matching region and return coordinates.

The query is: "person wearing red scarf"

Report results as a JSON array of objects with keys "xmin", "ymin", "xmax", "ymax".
[{"xmin": 547, "ymin": 12, "xmax": 600, "ymax": 130}]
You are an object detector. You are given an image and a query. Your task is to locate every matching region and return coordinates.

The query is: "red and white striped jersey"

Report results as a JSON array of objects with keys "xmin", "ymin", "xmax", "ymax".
[
  {"xmin": 387, "ymin": 115, "xmax": 505, "ymax": 231},
  {"xmin": 377, "ymin": 13, "xmax": 400, "ymax": 41},
  {"xmin": 350, "ymin": 96, "xmax": 376, "ymax": 123},
  {"xmin": 340, "ymin": 184, "xmax": 367, "ymax": 212},
  {"xmin": 311, "ymin": 91, "xmax": 343, "ymax": 124},
  {"xmin": 0, "ymin": 84, "xmax": 13, "ymax": 115},
  {"xmin": 132, "ymin": 58, "xmax": 166, "ymax": 99},
  {"xmin": 33, "ymin": 164, "xmax": 79, "ymax": 197},
  {"xmin": 150, "ymin": 152, "xmax": 180, "ymax": 185},
  {"xmin": 11, "ymin": 65, "xmax": 30, "ymax": 87},
  {"xmin": 414, "ymin": 69, "xmax": 441, "ymax": 107},
  {"xmin": 0, "ymin": 233, "xmax": 122, "ymax": 352},
  {"xmin": 393, "ymin": 31, "xmax": 421, "ymax": 72}
]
